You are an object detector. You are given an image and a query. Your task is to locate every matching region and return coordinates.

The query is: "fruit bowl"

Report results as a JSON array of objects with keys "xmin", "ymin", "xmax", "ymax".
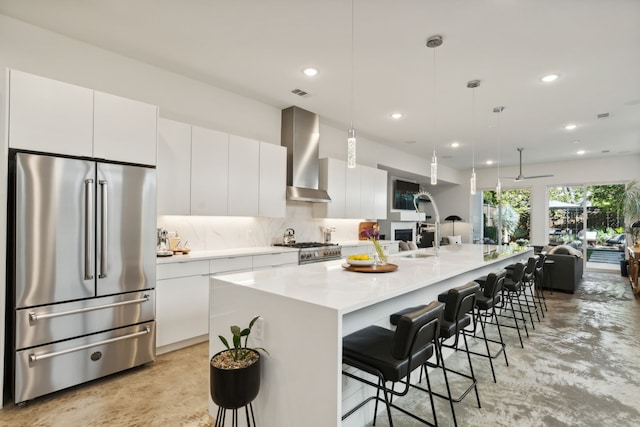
[{"xmin": 346, "ymin": 258, "xmax": 374, "ymax": 266}]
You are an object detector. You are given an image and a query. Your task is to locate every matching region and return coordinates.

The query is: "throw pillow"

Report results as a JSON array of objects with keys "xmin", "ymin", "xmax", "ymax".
[
  {"xmin": 408, "ymin": 241, "xmax": 418, "ymax": 250},
  {"xmin": 446, "ymin": 235, "xmax": 462, "ymax": 244},
  {"xmin": 399, "ymin": 241, "xmax": 410, "ymax": 251}
]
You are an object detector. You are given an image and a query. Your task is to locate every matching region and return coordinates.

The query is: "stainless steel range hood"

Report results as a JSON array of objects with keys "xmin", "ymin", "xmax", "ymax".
[{"xmin": 281, "ymin": 106, "xmax": 331, "ymax": 202}]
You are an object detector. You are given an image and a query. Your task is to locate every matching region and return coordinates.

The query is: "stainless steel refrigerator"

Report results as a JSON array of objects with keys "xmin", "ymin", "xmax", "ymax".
[{"xmin": 8, "ymin": 151, "xmax": 157, "ymax": 404}]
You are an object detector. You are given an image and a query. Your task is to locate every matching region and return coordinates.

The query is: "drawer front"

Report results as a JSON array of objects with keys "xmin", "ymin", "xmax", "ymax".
[
  {"xmin": 209, "ymin": 256, "xmax": 253, "ymax": 274},
  {"xmin": 253, "ymin": 252, "xmax": 299, "ymax": 269},
  {"xmin": 15, "ymin": 321, "xmax": 155, "ymax": 404},
  {"xmin": 157, "ymin": 260, "xmax": 209, "ymax": 280},
  {"xmin": 15, "ymin": 291, "xmax": 156, "ymax": 349}
]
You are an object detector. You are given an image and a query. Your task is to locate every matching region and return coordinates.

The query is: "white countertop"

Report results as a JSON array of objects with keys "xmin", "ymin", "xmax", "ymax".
[
  {"xmin": 157, "ymin": 241, "xmax": 397, "ymax": 264},
  {"xmin": 210, "ymin": 244, "xmax": 531, "ymax": 315},
  {"xmin": 156, "ymin": 246, "xmax": 299, "ymax": 264},
  {"xmin": 336, "ymin": 239, "xmax": 396, "ymax": 247}
]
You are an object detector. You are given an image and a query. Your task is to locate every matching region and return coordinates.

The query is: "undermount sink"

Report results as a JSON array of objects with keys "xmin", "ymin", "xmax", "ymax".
[{"xmin": 398, "ymin": 251, "xmax": 435, "ymax": 259}]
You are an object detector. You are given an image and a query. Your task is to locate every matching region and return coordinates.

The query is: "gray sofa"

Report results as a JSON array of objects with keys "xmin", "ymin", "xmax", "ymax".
[{"xmin": 545, "ymin": 252, "xmax": 584, "ymax": 293}]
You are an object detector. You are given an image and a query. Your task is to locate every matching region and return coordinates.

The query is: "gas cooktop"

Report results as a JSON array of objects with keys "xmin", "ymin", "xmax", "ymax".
[{"xmin": 274, "ymin": 242, "xmax": 339, "ymax": 248}]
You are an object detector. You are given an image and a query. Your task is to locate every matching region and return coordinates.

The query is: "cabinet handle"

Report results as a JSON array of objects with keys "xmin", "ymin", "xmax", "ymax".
[
  {"xmin": 29, "ymin": 327, "xmax": 151, "ymax": 362},
  {"xmin": 29, "ymin": 295, "xmax": 150, "ymax": 321}
]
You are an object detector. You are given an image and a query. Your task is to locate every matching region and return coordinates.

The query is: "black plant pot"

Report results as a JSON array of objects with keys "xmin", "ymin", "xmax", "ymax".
[
  {"xmin": 210, "ymin": 350, "xmax": 261, "ymax": 409},
  {"xmin": 621, "ymin": 260, "xmax": 629, "ymax": 277}
]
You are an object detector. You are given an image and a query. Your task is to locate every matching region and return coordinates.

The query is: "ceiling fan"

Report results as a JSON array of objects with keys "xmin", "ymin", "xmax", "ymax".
[{"xmin": 505, "ymin": 147, "xmax": 554, "ymax": 181}]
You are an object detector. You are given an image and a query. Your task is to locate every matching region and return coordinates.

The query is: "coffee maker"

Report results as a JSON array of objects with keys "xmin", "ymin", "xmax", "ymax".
[{"xmin": 157, "ymin": 227, "xmax": 173, "ymax": 256}]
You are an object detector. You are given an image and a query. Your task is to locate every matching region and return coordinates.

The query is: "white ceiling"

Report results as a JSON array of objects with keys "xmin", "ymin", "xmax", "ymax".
[{"xmin": 1, "ymin": 0, "xmax": 639, "ymax": 171}]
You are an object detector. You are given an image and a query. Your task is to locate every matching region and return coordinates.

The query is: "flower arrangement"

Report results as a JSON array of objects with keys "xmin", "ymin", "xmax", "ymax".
[{"xmin": 360, "ymin": 227, "xmax": 388, "ymax": 264}]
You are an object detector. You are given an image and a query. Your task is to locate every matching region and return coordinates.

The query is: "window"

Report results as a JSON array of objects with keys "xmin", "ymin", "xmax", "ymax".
[{"xmin": 482, "ymin": 188, "xmax": 531, "ymax": 244}]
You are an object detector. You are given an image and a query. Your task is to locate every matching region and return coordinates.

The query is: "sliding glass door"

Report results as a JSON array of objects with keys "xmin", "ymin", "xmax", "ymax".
[{"xmin": 547, "ymin": 184, "xmax": 625, "ymax": 271}]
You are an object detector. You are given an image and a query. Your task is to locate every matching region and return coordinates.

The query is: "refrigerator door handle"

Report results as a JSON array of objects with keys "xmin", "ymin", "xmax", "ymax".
[
  {"xmin": 28, "ymin": 295, "xmax": 151, "ymax": 321},
  {"xmin": 28, "ymin": 327, "xmax": 151, "ymax": 362},
  {"xmin": 84, "ymin": 179, "xmax": 94, "ymax": 280},
  {"xmin": 99, "ymin": 180, "xmax": 108, "ymax": 278}
]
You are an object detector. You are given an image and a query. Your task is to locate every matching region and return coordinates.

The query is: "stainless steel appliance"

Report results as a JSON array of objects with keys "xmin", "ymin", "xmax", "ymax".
[
  {"xmin": 283, "ymin": 228, "xmax": 296, "ymax": 245},
  {"xmin": 7, "ymin": 151, "xmax": 157, "ymax": 404},
  {"xmin": 274, "ymin": 242, "xmax": 342, "ymax": 265}
]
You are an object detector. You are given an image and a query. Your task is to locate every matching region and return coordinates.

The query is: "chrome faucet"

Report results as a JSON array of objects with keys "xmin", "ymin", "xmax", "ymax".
[
  {"xmin": 321, "ymin": 226, "xmax": 336, "ymax": 243},
  {"xmin": 413, "ymin": 191, "xmax": 441, "ymax": 252}
]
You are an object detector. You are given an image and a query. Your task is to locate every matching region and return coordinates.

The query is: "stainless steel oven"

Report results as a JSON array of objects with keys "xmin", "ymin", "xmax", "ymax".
[{"xmin": 274, "ymin": 242, "xmax": 342, "ymax": 264}]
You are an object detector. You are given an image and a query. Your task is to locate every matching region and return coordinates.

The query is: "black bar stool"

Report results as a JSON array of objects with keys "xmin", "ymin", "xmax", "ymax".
[
  {"xmin": 498, "ymin": 261, "xmax": 529, "ymax": 348},
  {"xmin": 342, "ymin": 302, "xmax": 445, "ymax": 426},
  {"xmin": 534, "ymin": 252, "xmax": 548, "ymax": 313},
  {"xmin": 469, "ymin": 270, "xmax": 508, "ymax": 383},
  {"xmin": 389, "ymin": 282, "xmax": 481, "ymax": 427},
  {"xmin": 521, "ymin": 256, "xmax": 541, "ymax": 324}
]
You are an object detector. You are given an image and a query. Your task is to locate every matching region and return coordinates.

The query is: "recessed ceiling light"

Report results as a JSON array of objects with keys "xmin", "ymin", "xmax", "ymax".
[
  {"xmin": 391, "ymin": 112, "xmax": 403, "ymax": 120},
  {"xmin": 486, "ymin": 160, "xmax": 494, "ymax": 165},
  {"xmin": 451, "ymin": 142, "xmax": 460, "ymax": 148},
  {"xmin": 577, "ymin": 150, "xmax": 586, "ymax": 155},
  {"xmin": 541, "ymin": 74, "xmax": 559, "ymax": 83},
  {"xmin": 302, "ymin": 68, "xmax": 318, "ymax": 77},
  {"xmin": 565, "ymin": 124, "xmax": 577, "ymax": 130}
]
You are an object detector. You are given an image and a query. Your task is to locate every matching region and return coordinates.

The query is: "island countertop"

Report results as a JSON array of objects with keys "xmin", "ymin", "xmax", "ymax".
[
  {"xmin": 210, "ymin": 244, "xmax": 530, "ymax": 315},
  {"xmin": 209, "ymin": 243, "xmax": 533, "ymax": 426}
]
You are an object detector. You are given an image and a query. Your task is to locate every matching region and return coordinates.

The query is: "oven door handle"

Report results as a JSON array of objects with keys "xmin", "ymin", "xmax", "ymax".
[
  {"xmin": 29, "ymin": 327, "xmax": 151, "ymax": 363},
  {"xmin": 28, "ymin": 295, "xmax": 150, "ymax": 321}
]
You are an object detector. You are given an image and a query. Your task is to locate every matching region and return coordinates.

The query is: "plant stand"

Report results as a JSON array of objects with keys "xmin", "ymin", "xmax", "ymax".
[
  {"xmin": 210, "ymin": 350, "xmax": 261, "ymax": 426},
  {"xmin": 215, "ymin": 404, "xmax": 256, "ymax": 427}
]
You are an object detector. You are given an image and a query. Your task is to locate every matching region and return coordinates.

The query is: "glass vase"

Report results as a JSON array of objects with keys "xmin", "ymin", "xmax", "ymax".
[{"xmin": 372, "ymin": 239, "xmax": 388, "ymax": 265}]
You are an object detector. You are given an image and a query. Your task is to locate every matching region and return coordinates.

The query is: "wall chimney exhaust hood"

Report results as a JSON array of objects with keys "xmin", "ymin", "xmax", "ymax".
[{"xmin": 281, "ymin": 106, "xmax": 331, "ymax": 202}]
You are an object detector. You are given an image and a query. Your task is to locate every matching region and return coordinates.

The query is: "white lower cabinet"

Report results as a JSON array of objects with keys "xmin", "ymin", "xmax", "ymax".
[
  {"xmin": 252, "ymin": 252, "xmax": 298, "ymax": 270},
  {"xmin": 157, "ymin": 252, "xmax": 298, "ymax": 353},
  {"xmin": 156, "ymin": 260, "xmax": 210, "ymax": 352}
]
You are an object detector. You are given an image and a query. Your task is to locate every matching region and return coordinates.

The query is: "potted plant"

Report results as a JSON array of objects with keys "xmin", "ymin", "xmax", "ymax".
[
  {"xmin": 210, "ymin": 316, "xmax": 268, "ymax": 411},
  {"xmin": 624, "ymin": 180, "xmax": 640, "ymax": 247}
]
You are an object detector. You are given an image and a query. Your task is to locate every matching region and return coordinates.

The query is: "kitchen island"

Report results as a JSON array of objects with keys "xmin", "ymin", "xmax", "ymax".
[{"xmin": 208, "ymin": 244, "xmax": 533, "ymax": 426}]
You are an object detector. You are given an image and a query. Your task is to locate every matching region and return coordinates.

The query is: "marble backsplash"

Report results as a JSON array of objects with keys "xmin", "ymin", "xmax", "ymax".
[{"xmin": 157, "ymin": 201, "xmax": 366, "ymax": 250}]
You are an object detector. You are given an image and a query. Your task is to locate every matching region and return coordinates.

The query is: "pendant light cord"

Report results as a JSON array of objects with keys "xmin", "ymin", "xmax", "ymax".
[
  {"xmin": 350, "ymin": 0, "xmax": 354, "ymax": 130},
  {"xmin": 472, "ymin": 87, "xmax": 475, "ymax": 169},
  {"xmin": 432, "ymin": 47, "xmax": 436, "ymax": 156}
]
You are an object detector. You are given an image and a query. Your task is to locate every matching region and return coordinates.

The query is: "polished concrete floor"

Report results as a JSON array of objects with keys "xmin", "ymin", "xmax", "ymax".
[{"xmin": 1, "ymin": 271, "xmax": 638, "ymax": 426}]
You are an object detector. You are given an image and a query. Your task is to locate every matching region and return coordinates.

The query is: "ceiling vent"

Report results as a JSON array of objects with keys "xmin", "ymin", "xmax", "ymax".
[
  {"xmin": 597, "ymin": 112, "xmax": 610, "ymax": 119},
  {"xmin": 291, "ymin": 88, "xmax": 310, "ymax": 97}
]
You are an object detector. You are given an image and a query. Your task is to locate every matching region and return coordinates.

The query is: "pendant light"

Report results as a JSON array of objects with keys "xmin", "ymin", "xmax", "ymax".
[
  {"xmin": 467, "ymin": 80, "xmax": 480, "ymax": 195},
  {"xmin": 347, "ymin": 0, "xmax": 357, "ymax": 168},
  {"xmin": 494, "ymin": 106, "xmax": 505, "ymax": 244},
  {"xmin": 427, "ymin": 35, "xmax": 442, "ymax": 185}
]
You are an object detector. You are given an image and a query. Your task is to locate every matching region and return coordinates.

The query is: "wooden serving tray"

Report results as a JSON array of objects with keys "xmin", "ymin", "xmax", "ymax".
[{"xmin": 342, "ymin": 263, "xmax": 398, "ymax": 273}]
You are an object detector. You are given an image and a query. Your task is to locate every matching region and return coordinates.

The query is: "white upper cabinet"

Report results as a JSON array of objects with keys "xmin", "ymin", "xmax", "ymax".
[
  {"xmin": 93, "ymin": 91, "xmax": 158, "ymax": 165},
  {"xmin": 374, "ymin": 168, "xmax": 388, "ymax": 220},
  {"xmin": 8, "ymin": 70, "xmax": 158, "ymax": 165},
  {"xmin": 313, "ymin": 158, "xmax": 347, "ymax": 218},
  {"xmin": 8, "ymin": 69, "xmax": 93, "ymax": 156},
  {"xmin": 345, "ymin": 165, "xmax": 362, "ymax": 218},
  {"xmin": 313, "ymin": 159, "xmax": 388, "ymax": 220},
  {"xmin": 157, "ymin": 118, "xmax": 191, "ymax": 215},
  {"xmin": 191, "ymin": 126, "xmax": 229, "ymax": 216},
  {"xmin": 360, "ymin": 166, "xmax": 375, "ymax": 219},
  {"xmin": 258, "ymin": 141, "xmax": 287, "ymax": 218},
  {"xmin": 228, "ymin": 135, "xmax": 259, "ymax": 216}
]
